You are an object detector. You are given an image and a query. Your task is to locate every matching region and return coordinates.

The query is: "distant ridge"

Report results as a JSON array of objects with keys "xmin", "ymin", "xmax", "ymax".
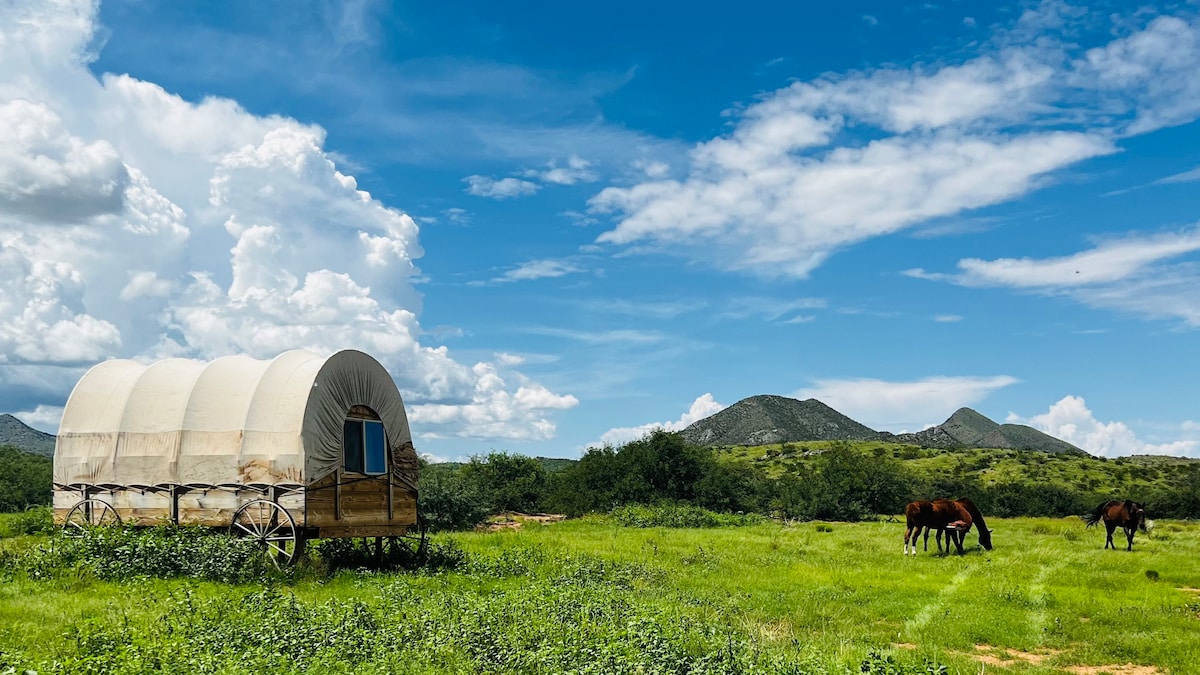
[
  {"xmin": 679, "ymin": 395, "xmax": 878, "ymax": 447},
  {"xmin": 0, "ymin": 414, "xmax": 56, "ymax": 457},
  {"xmin": 879, "ymin": 407, "xmax": 1086, "ymax": 455},
  {"xmin": 681, "ymin": 397, "xmax": 1086, "ymax": 455}
]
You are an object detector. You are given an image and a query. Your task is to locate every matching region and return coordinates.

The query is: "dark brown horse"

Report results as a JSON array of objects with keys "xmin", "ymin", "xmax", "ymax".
[
  {"xmin": 1084, "ymin": 500, "xmax": 1146, "ymax": 551},
  {"xmin": 904, "ymin": 498, "xmax": 993, "ymax": 555}
]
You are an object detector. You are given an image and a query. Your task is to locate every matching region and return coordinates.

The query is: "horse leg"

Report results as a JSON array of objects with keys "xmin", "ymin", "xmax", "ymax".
[
  {"xmin": 1125, "ymin": 526, "xmax": 1135, "ymax": 552},
  {"xmin": 904, "ymin": 525, "xmax": 913, "ymax": 555},
  {"xmin": 923, "ymin": 527, "xmax": 930, "ymax": 552},
  {"xmin": 936, "ymin": 528, "xmax": 944, "ymax": 553},
  {"xmin": 1105, "ymin": 521, "xmax": 1117, "ymax": 550}
]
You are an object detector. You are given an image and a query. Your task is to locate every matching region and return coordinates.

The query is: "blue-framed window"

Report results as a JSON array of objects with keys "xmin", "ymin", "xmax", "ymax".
[{"xmin": 343, "ymin": 418, "xmax": 387, "ymax": 475}]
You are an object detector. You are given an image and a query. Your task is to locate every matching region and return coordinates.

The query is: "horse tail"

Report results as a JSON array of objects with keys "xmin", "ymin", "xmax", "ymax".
[
  {"xmin": 904, "ymin": 501, "xmax": 923, "ymax": 528},
  {"xmin": 956, "ymin": 497, "xmax": 993, "ymax": 550},
  {"xmin": 1083, "ymin": 500, "xmax": 1111, "ymax": 528}
]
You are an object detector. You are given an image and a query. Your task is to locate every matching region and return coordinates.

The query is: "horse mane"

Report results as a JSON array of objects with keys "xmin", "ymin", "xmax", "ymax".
[{"xmin": 955, "ymin": 497, "xmax": 993, "ymax": 550}]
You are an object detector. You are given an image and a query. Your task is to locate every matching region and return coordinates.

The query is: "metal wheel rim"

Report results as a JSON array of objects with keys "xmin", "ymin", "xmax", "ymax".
[
  {"xmin": 230, "ymin": 499, "xmax": 298, "ymax": 569},
  {"xmin": 63, "ymin": 499, "xmax": 121, "ymax": 537}
]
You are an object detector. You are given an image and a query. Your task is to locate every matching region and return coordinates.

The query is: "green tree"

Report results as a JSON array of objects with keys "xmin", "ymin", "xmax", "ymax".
[
  {"xmin": 460, "ymin": 452, "xmax": 549, "ymax": 513},
  {"xmin": 418, "ymin": 467, "xmax": 491, "ymax": 531},
  {"xmin": 0, "ymin": 445, "xmax": 52, "ymax": 512}
]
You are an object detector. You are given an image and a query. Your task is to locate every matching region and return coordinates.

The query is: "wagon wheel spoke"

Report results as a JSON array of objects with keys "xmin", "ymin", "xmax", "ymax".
[
  {"xmin": 229, "ymin": 499, "xmax": 298, "ymax": 569},
  {"xmin": 266, "ymin": 541, "xmax": 290, "ymax": 558},
  {"xmin": 63, "ymin": 499, "xmax": 122, "ymax": 537},
  {"xmin": 233, "ymin": 519, "xmax": 258, "ymax": 538}
]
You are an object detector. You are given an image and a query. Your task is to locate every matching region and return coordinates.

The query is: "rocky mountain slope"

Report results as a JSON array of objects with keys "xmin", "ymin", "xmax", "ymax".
[
  {"xmin": 679, "ymin": 395, "xmax": 879, "ymax": 447},
  {"xmin": 682, "ymin": 396, "xmax": 1086, "ymax": 455},
  {"xmin": 0, "ymin": 414, "xmax": 56, "ymax": 457},
  {"xmin": 878, "ymin": 407, "xmax": 1085, "ymax": 454}
]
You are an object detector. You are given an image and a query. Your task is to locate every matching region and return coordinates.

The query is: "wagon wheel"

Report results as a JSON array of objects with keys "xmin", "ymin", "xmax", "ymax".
[
  {"xmin": 62, "ymin": 498, "xmax": 122, "ymax": 537},
  {"xmin": 414, "ymin": 516, "xmax": 429, "ymax": 558},
  {"xmin": 387, "ymin": 517, "xmax": 430, "ymax": 562},
  {"xmin": 229, "ymin": 499, "xmax": 301, "ymax": 569}
]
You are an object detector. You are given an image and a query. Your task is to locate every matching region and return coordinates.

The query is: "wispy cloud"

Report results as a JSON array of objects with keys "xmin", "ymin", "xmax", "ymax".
[
  {"xmin": 463, "ymin": 175, "xmax": 540, "ymax": 199},
  {"xmin": 795, "ymin": 375, "xmax": 1019, "ymax": 432},
  {"xmin": 1154, "ymin": 166, "xmax": 1200, "ymax": 185},
  {"xmin": 521, "ymin": 327, "xmax": 666, "ymax": 344},
  {"xmin": 492, "ymin": 258, "xmax": 584, "ymax": 283},
  {"xmin": 580, "ymin": 298, "xmax": 707, "ymax": 319},
  {"xmin": 906, "ymin": 226, "xmax": 1200, "ymax": 325},
  {"xmin": 588, "ymin": 9, "xmax": 1200, "ymax": 278},
  {"xmin": 523, "ymin": 155, "xmax": 597, "ymax": 185},
  {"xmin": 933, "ymin": 314, "xmax": 962, "ymax": 322},
  {"xmin": 717, "ymin": 296, "xmax": 826, "ymax": 322}
]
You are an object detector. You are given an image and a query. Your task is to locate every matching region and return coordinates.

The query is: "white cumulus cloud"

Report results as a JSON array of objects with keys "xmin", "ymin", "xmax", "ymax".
[
  {"xmin": 1008, "ymin": 396, "xmax": 1198, "ymax": 457},
  {"xmin": 592, "ymin": 393, "xmax": 726, "ymax": 448},
  {"xmin": 0, "ymin": 0, "xmax": 575, "ymax": 441}
]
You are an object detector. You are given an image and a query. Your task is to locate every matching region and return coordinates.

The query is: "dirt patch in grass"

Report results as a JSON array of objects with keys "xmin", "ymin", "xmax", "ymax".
[
  {"xmin": 479, "ymin": 512, "xmax": 567, "ymax": 532},
  {"xmin": 966, "ymin": 645, "xmax": 1062, "ymax": 667},
  {"xmin": 1062, "ymin": 665, "xmax": 1161, "ymax": 675},
  {"xmin": 891, "ymin": 643, "xmax": 917, "ymax": 650}
]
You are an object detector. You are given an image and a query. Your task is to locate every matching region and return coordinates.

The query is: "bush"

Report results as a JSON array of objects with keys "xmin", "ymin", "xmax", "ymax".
[
  {"xmin": 0, "ymin": 505, "xmax": 53, "ymax": 538},
  {"xmin": 1, "ymin": 526, "xmax": 275, "ymax": 582},
  {"xmin": 419, "ymin": 469, "xmax": 492, "ymax": 532},
  {"xmin": 460, "ymin": 452, "xmax": 550, "ymax": 513},
  {"xmin": 611, "ymin": 504, "xmax": 765, "ymax": 528},
  {"xmin": 0, "ymin": 445, "xmax": 51, "ymax": 511}
]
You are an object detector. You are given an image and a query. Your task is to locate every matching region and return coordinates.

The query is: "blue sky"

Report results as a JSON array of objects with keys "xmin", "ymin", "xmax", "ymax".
[{"xmin": 1, "ymin": 0, "xmax": 1198, "ymax": 460}]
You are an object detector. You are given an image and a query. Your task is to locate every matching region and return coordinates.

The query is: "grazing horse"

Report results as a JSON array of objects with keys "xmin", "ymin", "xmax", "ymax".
[
  {"xmin": 904, "ymin": 498, "xmax": 993, "ymax": 555},
  {"xmin": 1084, "ymin": 500, "xmax": 1146, "ymax": 551}
]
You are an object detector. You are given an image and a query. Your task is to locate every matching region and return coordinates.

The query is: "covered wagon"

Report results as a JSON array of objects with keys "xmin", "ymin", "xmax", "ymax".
[{"xmin": 52, "ymin": 349, "xmax": 421, "ymax": 564}]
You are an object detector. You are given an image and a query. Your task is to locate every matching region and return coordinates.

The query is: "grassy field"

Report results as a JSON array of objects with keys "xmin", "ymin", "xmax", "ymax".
[{"xmin": 2, "ymin": 516, "xmax": 1199, "ymax": 673}]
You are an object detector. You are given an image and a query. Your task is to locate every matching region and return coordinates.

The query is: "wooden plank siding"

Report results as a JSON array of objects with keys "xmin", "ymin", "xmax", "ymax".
[{"xmin": 305, "ymin": 471, "xmax": 417, "ymax": 530}]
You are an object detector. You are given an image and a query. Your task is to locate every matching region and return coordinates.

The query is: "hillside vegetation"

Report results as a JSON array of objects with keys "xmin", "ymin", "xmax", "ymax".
[{"xmin": 412, "ymin": 431, "xmax": 1200, "ymax": 532}]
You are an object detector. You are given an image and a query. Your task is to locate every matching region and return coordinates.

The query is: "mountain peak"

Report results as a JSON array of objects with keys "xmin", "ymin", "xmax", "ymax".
[
  {"xmin": 0, "ymin": 414, "xmax": 56, "ymax": 457},
  {"xmin": 679, "ymin": 396, "xmax": 1087, "ymax": 455},
  {"xmin": 940, "ymin": 407, "xmax": 1001, "ymax": 446},
  {"xmin": 680, "ymin": 395, "xmax": 878, "ymax": 446}
]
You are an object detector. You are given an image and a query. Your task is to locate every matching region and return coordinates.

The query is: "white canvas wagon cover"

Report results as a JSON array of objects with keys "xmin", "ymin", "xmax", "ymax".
[{"xmin": 53, "ymin": 349, "xmax": 417, "ymax": 489}]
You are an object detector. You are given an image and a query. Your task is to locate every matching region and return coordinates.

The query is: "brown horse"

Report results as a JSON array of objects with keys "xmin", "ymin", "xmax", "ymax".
[
  {"xmin": 1084, "ymin": 500, "xmax": 1146, "ymax": 551},
  {"xmin": 904, "ymin": 498, "xmax": 993, "ymax": 555}
]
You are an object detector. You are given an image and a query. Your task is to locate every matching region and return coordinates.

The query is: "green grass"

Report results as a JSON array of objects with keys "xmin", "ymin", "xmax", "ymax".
[{"xmin": 3, "ymin": 517, "xmax": 1199, "ymax": 673}]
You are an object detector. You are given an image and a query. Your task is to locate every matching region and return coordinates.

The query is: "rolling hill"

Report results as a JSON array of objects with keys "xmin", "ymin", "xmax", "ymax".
[{"xmin": 681, "ymin": 396, "xmax": 1085, "ymax": 455}]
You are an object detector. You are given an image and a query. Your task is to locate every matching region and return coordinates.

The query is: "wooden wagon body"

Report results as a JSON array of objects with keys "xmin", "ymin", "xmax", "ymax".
[{"xmin": 52, "ymin": 349, "xmax": 421, "ymax": 558}]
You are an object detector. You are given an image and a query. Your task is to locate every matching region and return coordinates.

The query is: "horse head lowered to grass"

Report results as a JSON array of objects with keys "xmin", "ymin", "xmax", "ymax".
[
  {"xmin": 903, "ymin": 498, "xmax": 993, "ymax": 555},
  {"xmin": 1084, "ymin": 499, "xmax": 1147, "ymax": 551}
]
